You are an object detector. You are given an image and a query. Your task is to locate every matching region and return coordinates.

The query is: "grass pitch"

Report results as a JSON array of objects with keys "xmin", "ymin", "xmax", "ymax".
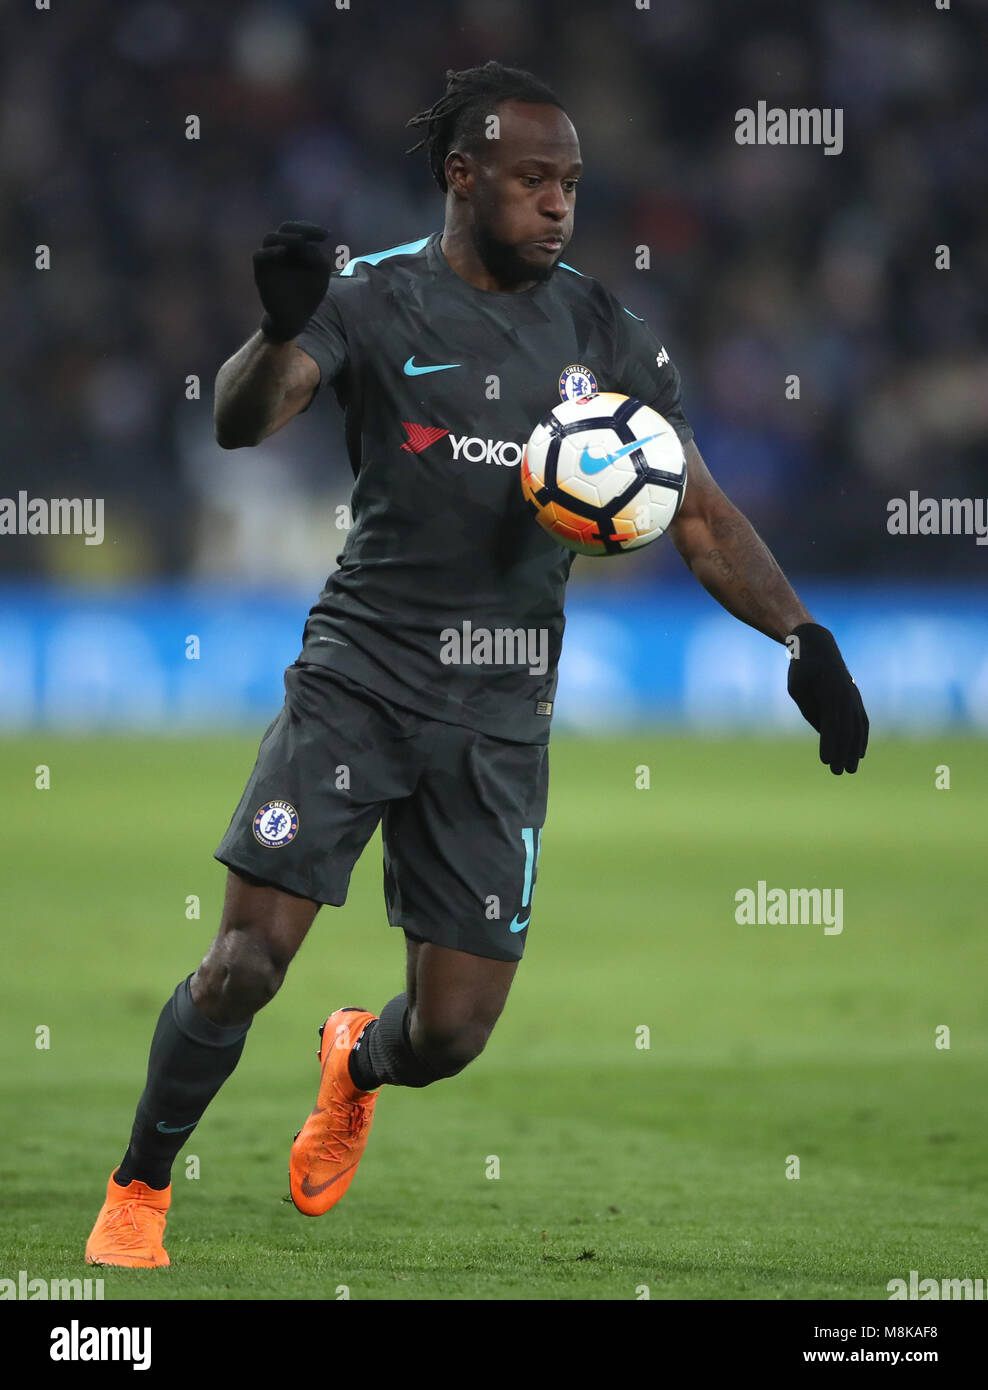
[{"xmin": 1, "ymin": 732, "xmax": 985, "ymax": 1300}]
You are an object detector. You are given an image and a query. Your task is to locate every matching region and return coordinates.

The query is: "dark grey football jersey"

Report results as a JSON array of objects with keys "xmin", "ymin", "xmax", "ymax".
[{"xmin": 295, "ymin": 230, "xmax": 693, "ymax": 744}]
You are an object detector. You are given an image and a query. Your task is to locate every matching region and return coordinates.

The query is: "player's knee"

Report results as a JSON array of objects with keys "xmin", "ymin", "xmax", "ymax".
[
  {"xmin": 410, "ymin": 1016, "xmax": 492, "ymax": 1078},
  {"xmin": 225, "ymin": 951, "xmax": 287, "ymax": 1014},
  {"xmin": 195, "ymin": 931, "xmax": 290, "ymax": 1021}
]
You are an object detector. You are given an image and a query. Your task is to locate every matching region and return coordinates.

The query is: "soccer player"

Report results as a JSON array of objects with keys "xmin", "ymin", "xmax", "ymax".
[{"xmin": 86, "ymin": 61, "xmax": 868, "ymax": 1267}]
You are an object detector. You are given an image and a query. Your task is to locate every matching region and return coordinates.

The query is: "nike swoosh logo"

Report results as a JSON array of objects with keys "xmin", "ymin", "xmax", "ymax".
[
  {"xmin": 156, "ymin": 1120, "xmax": 197, "ymax": 1134},
  {"xmin": 403, "ymin": 356, "xmax": 461, "ymax": 376},
  {"xmin": 578, "ymin": 432, "xmax": 664, "ymax": 474},
  {"xmin": 300, "ymin": 1159, "xmax": 359, "ymax": 1197},
  {"xmin": 509, "ymin": 914, "xmax": 531, "ymax": 933}
]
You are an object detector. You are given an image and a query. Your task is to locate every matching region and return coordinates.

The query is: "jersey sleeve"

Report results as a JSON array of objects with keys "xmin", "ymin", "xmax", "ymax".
[
  {"xmin": 612, "ymin": 305, "xmax": 693, "ymax": 445},
  {"xmin": 295, "ymin": 279, "xmax": 349, "ymax": 409}
]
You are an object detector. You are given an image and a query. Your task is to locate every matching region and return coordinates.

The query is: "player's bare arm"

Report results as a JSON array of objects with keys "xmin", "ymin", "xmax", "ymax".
[
  {"xmin": 669, "ymin": 439, "xmax": 868, "ymax": 775},
  {"xmin": 215, "ymin": 220, "xmax": 331, "ymax": 448},
  {"xmin": 214, "ymin": 335, "xmax": 319, "ymax": 448},
  {"xmin": 669, "ymin": 439, "xmax": 812, "ymax": 642}
]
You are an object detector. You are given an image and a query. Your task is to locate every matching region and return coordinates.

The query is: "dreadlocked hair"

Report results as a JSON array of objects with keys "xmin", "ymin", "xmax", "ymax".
[{"xmin": 405, "ymin": 60, "xmax": 563, "ymax": 193}]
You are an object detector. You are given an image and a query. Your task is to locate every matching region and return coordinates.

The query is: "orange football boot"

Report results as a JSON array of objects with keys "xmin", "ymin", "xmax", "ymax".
[
  {"xmin": 85, "ymin": 1169, "xmax": 171, "ymax": 1268},
  {"xmin": 290, "ymin": 1007, "xmax": 380, "ymax": 1216}
]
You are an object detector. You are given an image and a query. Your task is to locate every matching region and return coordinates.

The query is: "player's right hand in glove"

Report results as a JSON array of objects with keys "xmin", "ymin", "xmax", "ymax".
[
  {"xmin": 253, "ymin": 221, "xmax": 331, "ymax": 343},
  {"xmin": 787, "ymin": 622, "xmax": 869, "ymax": 775}
]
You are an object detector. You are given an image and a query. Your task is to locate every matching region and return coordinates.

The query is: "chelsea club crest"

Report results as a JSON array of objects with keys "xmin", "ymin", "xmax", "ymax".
[
  {"xmin": 252, "ymin": 799, "xmax": 299, "ymax": 848},
  {"xmin": 558, "ymin": 364, "xmax": 598, "ymax": 402}
]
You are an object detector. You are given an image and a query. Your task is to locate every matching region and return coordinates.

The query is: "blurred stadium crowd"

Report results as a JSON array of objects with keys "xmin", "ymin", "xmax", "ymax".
[{"xmin": 2, "ymin": 0, "xmax": 985, "ymax": 587}]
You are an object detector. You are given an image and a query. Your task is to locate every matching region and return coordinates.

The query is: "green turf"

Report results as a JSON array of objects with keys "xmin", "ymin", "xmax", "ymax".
[{"xmin": 1, "ymin": 732, "xmax": 985, "ymax": 1300}]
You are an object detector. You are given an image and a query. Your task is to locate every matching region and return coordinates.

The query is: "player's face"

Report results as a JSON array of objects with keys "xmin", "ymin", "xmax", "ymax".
[{"xmin": 468, "ymin": 101, "xmax": 581, "ymax": 287}]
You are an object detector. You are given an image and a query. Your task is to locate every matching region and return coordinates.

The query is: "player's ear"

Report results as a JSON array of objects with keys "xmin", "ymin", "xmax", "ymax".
[{"xmin": 444, "ymin": 150, "xmax": 472, "ymax": 198}]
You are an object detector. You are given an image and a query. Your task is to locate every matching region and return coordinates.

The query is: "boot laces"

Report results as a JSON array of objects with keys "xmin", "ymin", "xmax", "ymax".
[
  {"xmin": 316, "ymin": 1079, "xmax": 375, "ymax": 1164},
  {"xmin": 100, "ymin": 1200, "xmax": 162, "ymax": 1251}
]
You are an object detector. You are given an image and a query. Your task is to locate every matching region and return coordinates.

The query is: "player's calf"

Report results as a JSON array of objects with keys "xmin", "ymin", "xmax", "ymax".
[
  {"xmin": 356, "ymin": 936, "xmax": 517, "ymax": 1087},
  {"xmin": 349, "ymin": 986, "xmax": 504, "ymax": 1090},
  {"xmin": 407, "ymin": 1014, "xmax": 493, "ymax": 1078}
]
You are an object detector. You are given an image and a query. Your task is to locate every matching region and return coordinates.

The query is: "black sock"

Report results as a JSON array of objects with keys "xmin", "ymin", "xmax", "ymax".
[
  {"xmin": 347, "ymin": 1018, "xmax": 380, "ymax": 1091},
  {"xmin": 115, "ymin": 975, "xmax": 252, "ymax": 1190},
  {"xmin": 348, "ymin": 993, "xmax": 443, "ymax": 1090}
]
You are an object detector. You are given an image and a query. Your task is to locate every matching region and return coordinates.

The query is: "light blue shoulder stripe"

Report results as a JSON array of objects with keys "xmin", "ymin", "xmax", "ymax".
[
  {"xmin": 559, "ymin": 260, "xmax": 644, "ymax": 320},
  {"xmin": 339, "ymin": 236, "xmax": 431, "ymax": 277}
]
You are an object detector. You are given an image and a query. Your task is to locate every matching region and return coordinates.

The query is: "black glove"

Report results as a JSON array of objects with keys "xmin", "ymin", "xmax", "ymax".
[
  {"xmin": 253, "ymin": 221, "xmax": 331, "ymax": 343},
  {"xmin": 787, "ymin": 623, "xmax": 869, "ymax": 775}
]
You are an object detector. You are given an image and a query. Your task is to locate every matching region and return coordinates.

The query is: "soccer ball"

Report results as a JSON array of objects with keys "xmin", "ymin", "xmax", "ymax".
[{"xmin": 520, "ymin": 393, "xmax": 687, "ymax": 556}]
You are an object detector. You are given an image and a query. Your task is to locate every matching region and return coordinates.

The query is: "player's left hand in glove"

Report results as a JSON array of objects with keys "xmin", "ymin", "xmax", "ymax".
[
  {"xmin": 253, "ymin": 220, "xmax": 331, "ymax": 343},
  {"xmin": 787, "ymin": 623, "xmax": 869, "ymax": 775}
]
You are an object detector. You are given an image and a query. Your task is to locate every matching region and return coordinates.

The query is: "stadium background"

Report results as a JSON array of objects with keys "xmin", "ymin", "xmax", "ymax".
[
  {"xmin": 2, "ymin": 0, "xmax": 987, "ymax": 1304},
  {"xmin": 2, "ymin": 0, "xmax": 987, "ymax": 732}
]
